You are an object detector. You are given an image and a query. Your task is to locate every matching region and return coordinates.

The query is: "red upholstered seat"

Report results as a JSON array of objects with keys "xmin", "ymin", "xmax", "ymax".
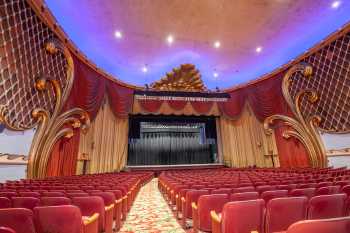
[
  {"xmin": 284, "ymin": 216, "xmax": 350, "ymax": 233},
  {"xmin": 18, "ymin": 192, "xmax": 40, "ymax": 198},
  {"xmin": 0, "ymin": 208, "xmax": 36, "ymax": 233},
  {"xmin": 67, "ymin": 192, "xmax": 89, "ymax": 197},
  {"xmin": 265, "ymin": 197, "xmax": 308, "ymax": 233},
  {"xmin": 194, "ymin": 194, "xmax": 229, "ymax": 232},
  {"xmin": 316, "ymin": 182, "xmax": 333, "ymax": 188},
  {"xmin": 33, "ymin": 205, "xmax": 83, "ymax": 233},
  {"xmin": 230, "ymin": 192, "xmax": 259, "ymax": 201},
  {"xmin": 0, "ymin": 197, "xmax": 11, "ymax": 209},
  {"xmin": 232, "ymin": 186, "xmax": 255, "ymax": 193},
  {"xmin": 12, "ymin": 197, "xmax": 40, "ymax": 210},
  {"xmin": 256, "ymin": 185, "xmax": 276, "ymax": 194},
  {"xmin": 181, "ymin": 189, "xmax": 209, "ymax": 227},
  {"xmin": 261, "ymin": 190, "xmax": 288, "ymax": 204},
  {"xmin": 42, "ymin": 191, "xmax": 65, "ymax": 197},
  {"xmin": 40, "ymin": 197, "xmax": 72, "ymax": 206},
  {"xmin": 290, "ymin": 188, "xmax": 316, "ymax": 200},
  {"xmin": 211, "ymin": 188, "xmax": 232, "ymax": 195},
  {"xmin": 105, "ymin": 189, "xmax": 123, "ymax": 230},
  {"xmin": 308, "ymin": 194, "xmax": 347, "ymax": 219},
  {"xmin": 0, "ymin": 192, "xmax": 16, "ymax": 199},
  {"xmin": 341, "ymin": 185, "xmax": 350, "ymax": 196},
  {"xmin": 220, "ymin": 199, "xmax": 265, "ymax": 233},
  {"xmin": 89, "ymin": 192, "xmax": 115, "ymax": 233},
  {"xmin": 316, "ymin": 186, "xmax": 341, "ymax": 195},
  {"xmin": 72, "ymin": 196, "xmax": 104, "ymax": 233},
  {"xmin": 0, "ymin": 227, "xmax": 16, "ymax": 233}
]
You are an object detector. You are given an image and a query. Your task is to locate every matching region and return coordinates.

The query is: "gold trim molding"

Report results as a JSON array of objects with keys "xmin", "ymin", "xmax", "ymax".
[
  {"xmin": 27, "ymin": 39, "xmax": 90, "ymax": 178},
  {"xmin": 264, "ymin": 63, "xmax": 327, "ymax": 167}
]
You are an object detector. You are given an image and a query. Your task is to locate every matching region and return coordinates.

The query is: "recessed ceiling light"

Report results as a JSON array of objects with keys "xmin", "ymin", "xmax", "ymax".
[
  {"xmin": 166, "ymin": 35, "xmax": 174, "ymax": 45},
  {"xmin": 331, "ymin": 1, "xmax": 341, "ymax": 9},
  {"xmin": 213, "ymin": 72, "xmax": 219, "ymax": 78},
  {"xmin": 214, "ymin": 41, "xmax": 221, "ymax": 48},
  {"xmin": 142, "ymin": 65, "xmax": 148, "ymax": 73},
  {"xmin": 114, "ymin": 30, "xmax": 123, "ymax": 39},
  {"xmin": 256, "ymin": 46, "xmax": 263, "ymax": 53}
]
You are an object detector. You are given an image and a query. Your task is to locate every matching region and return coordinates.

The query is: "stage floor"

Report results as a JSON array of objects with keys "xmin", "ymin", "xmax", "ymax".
[{"xmin": 126, "ymin": 163, "xmax": 225, "ymax": 175}]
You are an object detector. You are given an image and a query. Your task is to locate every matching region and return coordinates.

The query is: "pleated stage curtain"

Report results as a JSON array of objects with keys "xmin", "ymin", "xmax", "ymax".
[
  {"xmin": 219, "ymin": 103, "xmax": 279, "ymax": 168},
  {"xmin": 77, "ymin": 98, "xmax": 129, "ymax": 174}
]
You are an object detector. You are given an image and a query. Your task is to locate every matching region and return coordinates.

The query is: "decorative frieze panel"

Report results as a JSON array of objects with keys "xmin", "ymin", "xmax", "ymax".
[
  {"xmin": 0, "ymin": 0, "xmax": 68, "ymax": 130},
  {"xmin": 288, "ymin": 32, "xmax": 350, "ymax": 133}
]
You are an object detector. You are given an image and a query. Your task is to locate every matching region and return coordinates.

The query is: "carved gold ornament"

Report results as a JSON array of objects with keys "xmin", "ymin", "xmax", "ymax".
[
  {"xmin": 151, "ymin": 64, "xmax": 207, "ymax": 92},
  {"xmin": 264, "ymin": 63, "xmax": 327, "ymax": 167}
]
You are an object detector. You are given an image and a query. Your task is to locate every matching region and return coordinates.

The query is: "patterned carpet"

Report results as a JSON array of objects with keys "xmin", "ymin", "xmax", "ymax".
[{"xmin": 119, "ymin": 178, "xmax": 186, "ymax": 233}]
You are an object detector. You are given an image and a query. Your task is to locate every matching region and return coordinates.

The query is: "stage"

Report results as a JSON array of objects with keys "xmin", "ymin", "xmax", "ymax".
[{"xmin": 126, "ymin": 163, "xmax": 225, "ymax": 176}]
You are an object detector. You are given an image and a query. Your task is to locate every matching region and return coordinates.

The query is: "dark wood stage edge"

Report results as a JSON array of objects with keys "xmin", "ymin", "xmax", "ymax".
[{"xmin": 126, "ymin": 163, "xmax": 226, "ymax": 176}]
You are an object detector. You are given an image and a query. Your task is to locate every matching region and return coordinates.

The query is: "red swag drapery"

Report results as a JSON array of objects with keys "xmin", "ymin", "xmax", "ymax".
[
  {"xmin": 220, "ymin": 74, "xmax": 310, "ymax": 168},
  {"xmin": 46, "ymin": 56, "xmax": 134, "ymax": 176},
  {"xmin": 46, "ymin": 55, "xmax": 309, "ymax": 176}
]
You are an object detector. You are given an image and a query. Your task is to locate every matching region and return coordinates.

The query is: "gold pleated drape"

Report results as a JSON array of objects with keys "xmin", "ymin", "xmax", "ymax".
[
  {"xmin": 77, "ymin": 98, "xmax": 129, "ymax": 174},
  {"xmin": 219, "ymin": 103, "xmax": 279, "ymax": 168}
]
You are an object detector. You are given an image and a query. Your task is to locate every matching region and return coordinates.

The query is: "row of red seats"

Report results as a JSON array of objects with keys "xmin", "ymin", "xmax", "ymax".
[
  {"xmin": 159, "ymin": 168, "xmax": 350, "ymax": 233},
  {"xmin": 0, "ymin": 171, "xmax": 154, "ymax": 233}
]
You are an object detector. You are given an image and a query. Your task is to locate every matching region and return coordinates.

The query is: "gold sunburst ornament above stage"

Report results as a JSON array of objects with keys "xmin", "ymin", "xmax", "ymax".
[{"xmin": 151, "ymin": 64, "xmax": 207, "ymax": 92}]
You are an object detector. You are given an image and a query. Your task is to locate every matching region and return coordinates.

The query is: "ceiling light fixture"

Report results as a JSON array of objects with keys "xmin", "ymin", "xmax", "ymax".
[
  {"xmin": 142, "ymin": 65, "xmax": 148, "ymax": 73},
  {"xmin": 213, "ymin": 72, "xmax": 219, "ymax": 78},
  {"xmin": 331, "ymin": 1, "xmax": 341, "ymax": 9},
  {"xmin": 256, "ymin": 46, "xmax": 263, "ymax": 53},
  {"xmin": 166, "ymin": 35, "xmax": 174, "ymax": 45},
  {"xmin": 214, "ymin": 41, "xmax": 221, "ymax": 48},
  {"xmin": 114, "ymin": 30, "xmax": 123, "ymax": 39}
]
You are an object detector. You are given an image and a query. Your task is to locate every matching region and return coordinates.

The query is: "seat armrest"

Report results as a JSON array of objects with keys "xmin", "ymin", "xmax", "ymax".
[
  {"xmin": 83, "ymin": 213, "xmax": 99, "ymax": 233},
  {"xmin": 105, "ymin": 203, "xmax": 115, "ymax": 211},
  {"xmin": 192, "ymin": 202, "xmax": 199, "ymax": 233},
  {"xmin": 211, "ymin": 210, "xmax": 221, "ymax": 233}
]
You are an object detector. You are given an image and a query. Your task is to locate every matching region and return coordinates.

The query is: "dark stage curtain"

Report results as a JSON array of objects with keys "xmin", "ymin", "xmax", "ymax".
[{"xmin": 128, "ymin": 132, "xmax": 213, "ymax": 165}]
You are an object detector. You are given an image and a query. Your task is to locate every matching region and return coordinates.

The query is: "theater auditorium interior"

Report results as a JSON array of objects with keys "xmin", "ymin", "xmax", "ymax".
[{"xmin": 0, "ymin": 0, "xmax": 350, "ymax": 233}]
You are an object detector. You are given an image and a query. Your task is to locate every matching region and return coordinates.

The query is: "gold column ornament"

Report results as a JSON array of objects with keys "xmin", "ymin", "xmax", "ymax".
[
  {"xmin": 0, "ymin": 38, "xmax": 90, "ymax": 179},
  {"xmin": 27, "ymin": 39, "xmax": 90, "ymax": 178},
  {"xmin": 264, "ymin": 63, "xmax": 327, "ymax": 167}
]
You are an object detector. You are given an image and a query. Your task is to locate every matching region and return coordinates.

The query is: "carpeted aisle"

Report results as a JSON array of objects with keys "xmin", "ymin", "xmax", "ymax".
[{"xmin": 119, "ymin": 178, "xmax": 186, "ymax": 233}]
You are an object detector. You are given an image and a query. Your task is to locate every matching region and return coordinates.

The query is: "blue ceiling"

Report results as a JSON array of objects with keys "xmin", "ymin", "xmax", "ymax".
[{"xmin": 45, "ymin": 0, "xmax": 350, "ymax": 89}]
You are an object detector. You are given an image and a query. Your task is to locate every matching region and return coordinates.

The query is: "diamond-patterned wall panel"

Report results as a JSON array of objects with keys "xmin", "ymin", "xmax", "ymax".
[
  {"xmin": 0, "ymin": 0, "xmax": 68, "ymax": 130},
  {"xmin": 288, "ymin": 31, "xmax": 350, "ymax": 133}
]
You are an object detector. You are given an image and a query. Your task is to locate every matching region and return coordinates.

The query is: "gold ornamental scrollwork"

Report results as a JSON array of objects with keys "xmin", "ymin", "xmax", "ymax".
[
  {"xmin": 264, "ymin": 63, "xmax": 327, "ymax": 167},
  {"xmin": 24, "ymin": 39, "xmax": 90, "ymax": 178}
]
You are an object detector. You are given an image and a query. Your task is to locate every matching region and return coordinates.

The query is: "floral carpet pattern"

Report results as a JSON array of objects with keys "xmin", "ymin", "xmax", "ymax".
[{"xmin": 119, "ymin": 178, "xmax": 186, "ymax": 233}]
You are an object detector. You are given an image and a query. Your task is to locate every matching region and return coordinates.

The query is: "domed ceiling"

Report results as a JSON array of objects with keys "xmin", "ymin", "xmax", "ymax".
[{"xmin": 45, "ymin": 0, "xmax": 350, "ymax": 89}]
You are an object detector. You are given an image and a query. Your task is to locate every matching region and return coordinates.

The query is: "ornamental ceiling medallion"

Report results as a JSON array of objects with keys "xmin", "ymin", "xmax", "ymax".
[{"xmin": 151, "ymin": 64, "xmax": 207, "ymax": 92}]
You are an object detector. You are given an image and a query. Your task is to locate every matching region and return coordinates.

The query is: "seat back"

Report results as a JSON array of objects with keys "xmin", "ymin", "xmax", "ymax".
[
  {"xmin": 72, "ymin": 196, "xmax": 105, "ymax": 231},
  {"xmin": 0, "ymin": 192, "xmax": 16, "ymax": 199},
  {"xmin": 290, "ymin": 188, "xmax": 316, "ymax": 199},
  {"xmin": 19, "ymin": 192, "xmax": 40, "ymax": 198},
  {"xmin": 12, "ymin": 197, "xmax": 40, "ymax": 210},
  {"xmin": 261, "ymin": 190, "xmax": 288, "ymax": 204},
  {"xmin": 221, "ymin": 199, "xmax": 265, "ymax": 233},
  {"xmin": 230, "ymin": 192, "xmax": 259, "ymax": 201},
  {"xmin": 232, "ymin": 186, "xmax": 255, "ymax": 193},
  {"xmin": 34, "ymin": 205, "xmax": 82, "ymax": 233},
  {"xmin": 211, "ymin": 188, "xmax": 231, "ymax": 195},
  {"xmin": 342, "ymin": 185, "xmax": 350, "ymax": 196},
  {"xmin": 42, "ymin": 191, "xmax": 65, "ymax": 197},
  {"xmin": 265, "ymin": 197, "xmax": 308, "ymax": 233},
  {"xmin": 90, "ymin": 192, "xmax": 116, "ymax": 206},
  {"xmin": 286, "ymin": 216, "xmax": 350, "ymax": 233},
  {"xmin": 197, "ymin": 194, "xmax": 229, "ymax": 232},
  {"xmin": 185, "ymin": 190, "xmax": 209, "ymax": 218},
  {"xmin": 0, "ymin": 227, "xmax": 16, "ymax": 233},
  {"xmin": 0, "ymin": 208, "xmax": 36, "ymax": 233},
  {"xmin": 0, "ymin": 197, "xmax": 11, "ymax": 208},
  {"xmin": 308, "ymin": 194, "xmax": 347, "ymax": 219},
  {"xmin": 316, "ymin": 186, "xmax": 340, "ymax": 195},
  {"xmin": 256, "ymin": 185, "xmax": 276, "ymax": 194},
  {"xmin": 40, "ymin": 197, "xmax": 71, "ymax": 206}
]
